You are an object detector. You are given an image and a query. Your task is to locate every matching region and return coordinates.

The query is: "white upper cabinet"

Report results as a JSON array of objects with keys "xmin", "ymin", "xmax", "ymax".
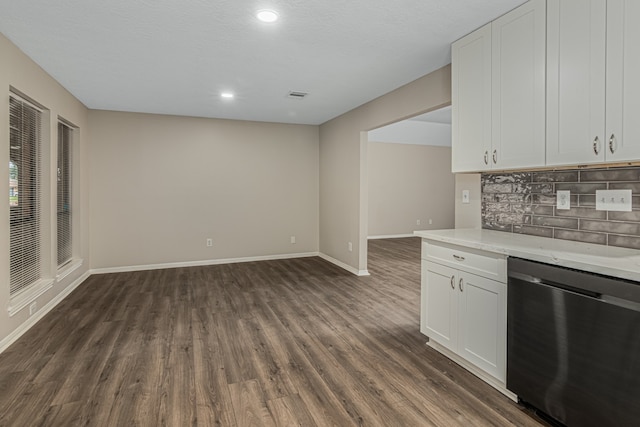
[
  {"xmin": 453, "ymin": 0, "xmax": 640, "ymax": 171},
  {"xmin": 492, "ymin": 0, "xmax": 546, "ymax": 170},
  {"xmin": 548, "ymin": 0, "xmax": 640, "ymax": 166},
  {"xmin": 452, "ymin": 0, "xmax": 546, "ymax": 173},
  {"xmin": 606, "ymin": 0, "xmax": 640, "ymax": 162},
  {"xmin": 546, "ymin": 0, "xmax": 607, "ymax": 165},
  {"xmin": 451, "ymin": 24, "xmax": 492, "ymax": 173}
]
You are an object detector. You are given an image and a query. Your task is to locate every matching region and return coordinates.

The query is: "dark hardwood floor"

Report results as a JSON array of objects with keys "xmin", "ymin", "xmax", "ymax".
[{"xmin": 0, "ymin": 237, "xmax": 546, "ymax": 426}]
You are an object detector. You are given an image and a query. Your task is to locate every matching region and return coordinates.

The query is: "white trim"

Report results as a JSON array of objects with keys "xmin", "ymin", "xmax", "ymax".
[
  {"xmin": 9, "ymin": 90, "xmax": 45, "ymax": 112},
  {"xmin": 90, "ymin": 252, "xmax": 320, "ymax": 275},
  {"xmin": 56, "ymin": 259, "xmax": 83, "ymax": 282},
  {"xmin": 319, "ymin": 253, "xmax": 370, "ymax": 276},
  {"xmin": 1, "ymin": 271, "xmax": 90, "ymax": 354},
  {"xmin": 359, "ymin": 131, "xmax": 370, "ymax": 277},
  {"xmin": 367, "ymin": 234, "xmax": 416, "ymax": 240},
  {"xmin": 8, "ymin": 279, "xmax": 55, "ymax": 317},
  {"xmin": 426, "ymin": 340, "xmax": 517, "ymax": 402}
]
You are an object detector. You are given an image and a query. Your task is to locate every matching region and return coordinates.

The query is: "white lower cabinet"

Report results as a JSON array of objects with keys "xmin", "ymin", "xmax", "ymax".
[
  {"xmin": 457, "ymin": 269, "xmax": 506, "ymax": 382},
  {"xmin": 421, "ymin": 261, "xmax": 459, "ymax": 352},
  {"xmin": 420, "ymin": 241, "xmax": 509, "ymax": 395}
]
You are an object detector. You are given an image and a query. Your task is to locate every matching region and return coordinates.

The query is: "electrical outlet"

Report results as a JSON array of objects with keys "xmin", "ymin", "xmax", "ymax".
[
  {"xmin": 348, "ymin": 242, "xmax": 353, "ymax": 252},
  {"xmin": 596, "ymin": 189, "xmax": 632, "ymax": 212},
  {"xmin": 206, "ymin": 238, "xmax": 213, "ymax": 247},
  {"xmin": 556, "ymin": 190, "xmax": 571, "ymax": 210},
  {"xmin": 290, "ymin": 236, "xmax": 296, "ymax": 244},
  {"xmin": 429, "ymin": 219, "xmax": 433, "ymax": 225},
  {"xmin": 29, "ymin": 301, "xmax": 37, "ymax": 316},
  {"xmin": 416, "ymin": 219, "xmax": 421, "ymax": 226},
  {"xmin": 462, "ymin": 190, "xmax": 470, "ymax": 204}
]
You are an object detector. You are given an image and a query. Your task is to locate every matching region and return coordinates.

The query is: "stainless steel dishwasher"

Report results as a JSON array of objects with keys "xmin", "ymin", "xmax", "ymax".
[{"xmin": 507, "ymin": 257, "xmax": 640, "ymax": 427}]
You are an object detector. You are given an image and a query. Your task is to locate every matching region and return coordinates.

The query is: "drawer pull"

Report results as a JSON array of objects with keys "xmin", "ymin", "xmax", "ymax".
[
  {"xmin": 459, "ymin": 278, "xmax": 464, "ymax": 292},
  {"xmin": 450, "ymin": 275, "xmax": 455, "ymax": 289},
  {"xmin": 453, "ymin": 254, "xmax": 465, "ymax": 261},
  {"xmin": 609, "ymin": 134, "xmax": 616, "ymax": 154}
]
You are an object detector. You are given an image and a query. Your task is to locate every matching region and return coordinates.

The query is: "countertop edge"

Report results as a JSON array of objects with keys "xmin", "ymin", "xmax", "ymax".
[{"xmin": 414, "ymin": 229, "xmax": 640, "ymax": 282}]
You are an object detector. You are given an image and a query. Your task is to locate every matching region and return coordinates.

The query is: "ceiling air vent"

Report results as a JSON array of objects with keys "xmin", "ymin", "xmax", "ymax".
[{"xmin": 287, "ymin": 91, "xmax": 308, "ymax": 99}]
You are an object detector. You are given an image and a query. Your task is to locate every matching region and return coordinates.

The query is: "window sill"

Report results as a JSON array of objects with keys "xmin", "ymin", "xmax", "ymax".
[
  {"xmin": 8, "ymin": 279, "xmax": 54, "ymax": 317},
  {"xmin": 56, "ymin": 259, "xmax": 83, "ymax": 282}
]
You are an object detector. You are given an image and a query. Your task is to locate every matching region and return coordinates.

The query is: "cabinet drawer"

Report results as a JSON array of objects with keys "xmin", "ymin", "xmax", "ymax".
[{"xmin": 422, "ymin": 241, "xmax": 506, "ymax": 283}]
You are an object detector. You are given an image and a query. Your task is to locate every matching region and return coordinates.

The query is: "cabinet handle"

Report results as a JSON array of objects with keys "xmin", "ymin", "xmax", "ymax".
[
  {"xmin": 593, "ymin": 136, "xmax": 600, "ymax": 155},
  {"xmin": 484, "ymin": 151, "xmax": 489, "ymax": 165},
  {"xmin": 459, "ymin": 277, "xmax": 464, "ymax": 292},
  {"xmin": 492, "ymin": 149, "xmax": 497, "ymax": 164},
  {"xmin": 450, "ymin": 275, "xmax": 455, "ymax": 290},
  {"xmin": 609, "ymin": 134, "xmax": 616, "ymax": 154},
  {"xmin": 453, "ymin": 254, "xmax": 465, "ymax": 261}
]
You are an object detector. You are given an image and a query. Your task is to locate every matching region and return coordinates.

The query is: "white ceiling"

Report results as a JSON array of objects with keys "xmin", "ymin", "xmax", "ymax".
[
  {"xmin": 410, "ymin": 106, "xmax": 452, "ymax": 125},
  {"xmin": 0, "ymin": 0, "xmax": 526, "ymax": 125},
  {"xmin": 369, "ymin": 105, "xmax": 452, "ymax": 146}
]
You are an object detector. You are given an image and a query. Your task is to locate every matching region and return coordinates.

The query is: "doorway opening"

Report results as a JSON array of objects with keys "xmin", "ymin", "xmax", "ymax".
[{"xmin": 360, "ymin": 105, "xmax": 455, "ymax": 271}]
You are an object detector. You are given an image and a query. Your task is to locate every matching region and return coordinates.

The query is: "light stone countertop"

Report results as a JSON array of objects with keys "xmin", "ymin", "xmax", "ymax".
[{"xmin": 414, "ymin": 228, "xmax": 640, "ymax": 282}]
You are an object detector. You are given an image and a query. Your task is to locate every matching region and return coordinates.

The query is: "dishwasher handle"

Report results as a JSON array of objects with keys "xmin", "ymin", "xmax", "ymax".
[
  {"xmin": 508, "ymin": 257, "xmax": 640, "ymax": 304},
  {"xmin": 509, "ymin": 270, "xmax": 601, "ymax": 299}
]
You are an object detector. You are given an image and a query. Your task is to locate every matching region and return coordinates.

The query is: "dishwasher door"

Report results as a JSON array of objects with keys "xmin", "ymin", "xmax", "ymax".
[{"xmin": 507, "ymin": 258, "xmax": 640, "ymax": 427}]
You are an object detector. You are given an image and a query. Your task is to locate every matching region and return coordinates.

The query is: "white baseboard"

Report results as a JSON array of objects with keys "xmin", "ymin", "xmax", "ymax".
[
  {"xmin": 318, "ymin": 253, "xmax": 370, "ymax": 276},
  {"xmin": 92, "ymin": 251, "xmax": 372, "ymax": 278},
  {"xmin": 367, "ymin": 234, "xmax": 416, "ymax": 240},
  {"xmin": 0, "ymin": 270, "xmax": 91, "ymax": 354},
  {"xmin": 90, "ymin": 252, "xmax": 320, "ymax": 275}
]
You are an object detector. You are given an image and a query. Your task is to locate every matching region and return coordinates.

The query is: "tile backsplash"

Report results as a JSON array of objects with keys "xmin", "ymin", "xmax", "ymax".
[{"xmin": 481, "ymin": 167, "xmax": 640, "ymax": 250}]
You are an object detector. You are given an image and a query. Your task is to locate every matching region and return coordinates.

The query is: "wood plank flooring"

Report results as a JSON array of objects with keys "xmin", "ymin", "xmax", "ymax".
[{"xmin": 0, "ymin": 238, "xmax": 547, "ymax": 426}]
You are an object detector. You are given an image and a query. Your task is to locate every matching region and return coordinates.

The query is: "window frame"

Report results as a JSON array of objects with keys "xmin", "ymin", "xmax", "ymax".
[
  {"xmin": 8, "ymin": 92, "xmax": 53, "ymax": 312},
  {"xmin": 57, "ymin": 120, "xmax": 73, "ymax": 268}
]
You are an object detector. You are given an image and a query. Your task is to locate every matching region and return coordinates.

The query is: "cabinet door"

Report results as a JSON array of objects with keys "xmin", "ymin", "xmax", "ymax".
[
  {"xmin": 546, "ymin": 0, "xmax": 606, "ymax": 166},
  {"xmin": 492, "ymin": 0, "xmax": 546, "ymax": 170},
  {"xmin": 421, "ymin": 261, "xmax": 458, "ymax": 352},
  {"xmin": 606, "ymin": 0, "xmax": 640, "ymax": 162},
  {"xmin": 457, "ymin": 272, "xmax": 507, "ymax": 382},
  {"xmin": 451, "ymin": 24, "xmax": 492, "ymax": 173}
]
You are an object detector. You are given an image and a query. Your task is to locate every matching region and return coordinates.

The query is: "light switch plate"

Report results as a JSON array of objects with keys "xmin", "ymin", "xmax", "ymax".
[
  {"xmin": 556, "ymin": 190, "xmax": 570, "ymax": 210},
  {"xmin": 462, "ymin": 190, "xmax": 470, "ymax": 204},
  {"xmin": 596, "ymin": 189, "xmax": 632, "ymax": 212}
]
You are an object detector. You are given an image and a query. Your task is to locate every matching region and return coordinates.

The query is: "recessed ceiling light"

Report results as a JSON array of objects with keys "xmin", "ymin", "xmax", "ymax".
[
  {"xmin": 221, "ymin": 92, "xmax": 234, "ymax": 99},
  {"xmin": 257, "ymin": 9, "xmax": 278, "ymax": 23}
]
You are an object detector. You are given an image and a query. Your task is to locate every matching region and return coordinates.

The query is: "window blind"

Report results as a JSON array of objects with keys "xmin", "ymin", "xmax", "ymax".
[
  {"xmin": 9, "ymin": 95, "xmax": 42, "ymax": 296},
  {"xmin": 57, "ymin": 121, "xmax": 72, "ymax": 267}
]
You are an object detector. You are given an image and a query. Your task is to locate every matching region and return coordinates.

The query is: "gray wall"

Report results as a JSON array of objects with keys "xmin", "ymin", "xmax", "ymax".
[
  {"xmin": 89, "ymin": 110, "xmax": 320, "ymax": 270},
  {"xmin": 319, "ymin": 65, "xmax": 451, "ymax": 273},
  {"xmin": 455, "ymin": 173, "xmax": 481, "ymax": 229},
  {"xmin": 368, "ymin": 142, "xmax": 454, "ymax": 237},
  {"xmin": 0, "ymin": 33, "xmax": 91, "ymax": 349}
]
